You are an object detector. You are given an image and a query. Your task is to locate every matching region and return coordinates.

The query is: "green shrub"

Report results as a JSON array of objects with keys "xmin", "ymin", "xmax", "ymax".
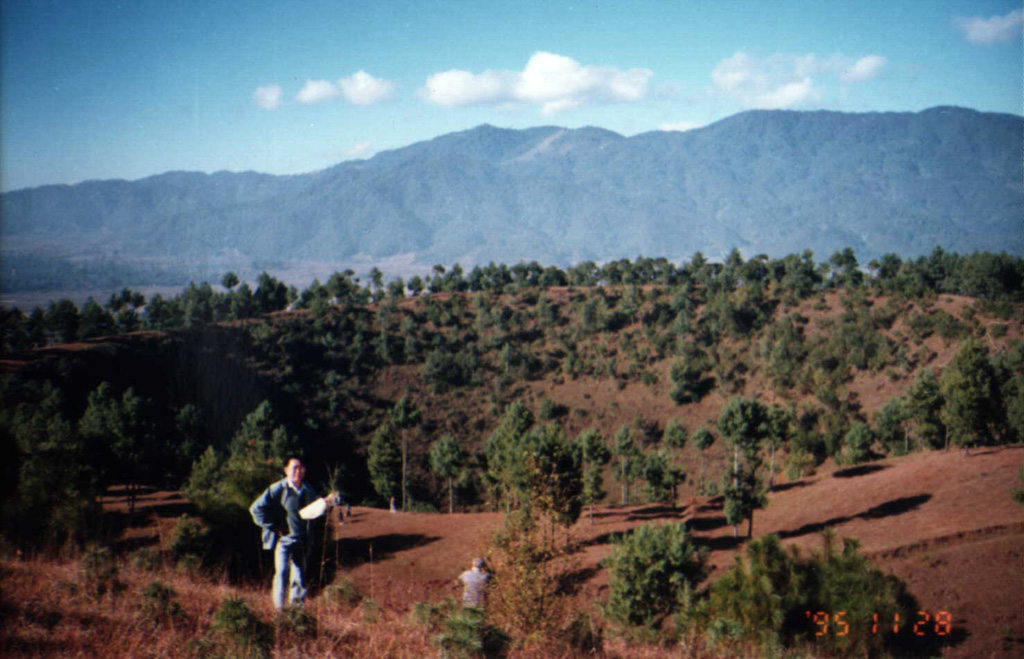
[
  {"xmin": 131, "ymin": 547, "xmax": 161, "ymax": 572},
  {"xmin": 80, "ymin": 546, "xmax": 123, "ymax": 598},
  {"xmin": 602, "ymin": 523, "xmax": 708, "ymax": 629},
  {"xmin": 840, "ymin": 423, "xmax": 874, "ymax": 465},
  {"xmin": 324, "ymin": 576, "xmax": 362, "ymax": 609},
  {"xmin": 140, "ymin": 580, "xmax": 184, "ymax": 624},
  {"xmin": 669, "ymin": 358, "xmax": 713, "ymax": 404},
  {"xmin": 410, "ymin": 596, "xmax": 458, "ymax": 630},
  {"xmin": 407, "ymin": 499, "xmax": 440, "ymax": 513},
  {"xmin": 423, "ymin": 347, "xmax": 481, "ymax": 392},
  {"xmin": 435, "ymin": 605, "xmax": 510, "ymax": 658},
  {"xmin": 275, "ymin": 605, "xmax": 317, "ymax": 639},
  {"xmin": 562, "ymin": 611, "xmax": 603, "ymax": 653},
  {"xmin": 784, "ymin": 451, "xmax": 816, "ymax": 481},
  {"xmin": 167, "ymin": 514, "xmax": 210, "ymax": 566},
  {"xmin": 700, "ymin": 532, "xmax": 936, "ymax": 657},
  {"xmin": 211, "ymin": 596, "xmax": 273, "ymax": 659},
  {"xmin": 362, "ymin": 598, "xmax": 379, "ymax": 623},
  {"xmin": 538, "ymin": 396, "xmax": 557, "ymax": 420}
]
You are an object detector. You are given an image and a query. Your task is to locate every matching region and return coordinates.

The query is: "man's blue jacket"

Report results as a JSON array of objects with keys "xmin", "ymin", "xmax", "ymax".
[{"xmin": 249, "ymin": 478, "xmax": 318, "ymax": 550}]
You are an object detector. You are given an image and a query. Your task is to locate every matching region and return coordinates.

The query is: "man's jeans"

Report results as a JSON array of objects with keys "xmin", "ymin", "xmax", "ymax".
[{"xmin": 273, "ymin": 540, "xmax": 308, "ymax": 610}]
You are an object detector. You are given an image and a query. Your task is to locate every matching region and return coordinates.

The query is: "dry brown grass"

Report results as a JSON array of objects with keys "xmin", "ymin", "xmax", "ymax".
[
  {"xmin": 0, "ymin": 550, "xmax": 439, "ymax": 658},
  {"xmin": 4, "ymin": 447, "xmax": 1022, "ymax": 657},
  {"xmin": 0, "ymin": 547, "xmax": 755, "ymax": 658}
]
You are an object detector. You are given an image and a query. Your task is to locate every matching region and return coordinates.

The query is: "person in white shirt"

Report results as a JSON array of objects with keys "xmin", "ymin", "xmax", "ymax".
[{"xmin": 458, "ymin": 557, "xmax": 492, "ymax": 610}]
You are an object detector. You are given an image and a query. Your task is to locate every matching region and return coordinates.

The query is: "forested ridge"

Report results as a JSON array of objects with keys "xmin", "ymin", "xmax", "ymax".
[
  {"xmin": 3, "ymin": 246, "xmax": 1020, "ymax": 533},
  {"xmin": 1, "ymin": 246, "xmax": 1022, "ymax": 656}
]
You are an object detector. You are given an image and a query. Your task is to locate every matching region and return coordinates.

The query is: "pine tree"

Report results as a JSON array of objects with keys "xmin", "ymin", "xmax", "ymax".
[
  {"xmin": 576, "ymin": 429, "xmax": 610, "ymax": 523},
  {"xmin": 484, "ymin": 401, "xmax": 534, "ymax": 511},
  {"xmin": 841, "ymin": 422, "xmax": 874, "ymax": 464},
  {"xmin": 78, "ymin": 382, "xmax": 155, "ymax": 515},
  {"xmin": 603, "ymin": 523, "xmax": 708, "ymax": 628},
  {"xmin": 940, "ymin": 339, "xmax": 999, "ymax": 453},
  {"xmin": 429, "ymin": 434, "xmax": 465, "ymax": 514},
  {"xmin": 692, "ymin": 426, "xmax": 716, "ymax": 495},
  {"xmin": 764, "ymin": 405, "xmax": 792, "ymax": 490},
  {"xmin": 718, "ymin": 397, "xmax": 770, "ymax": 538},
  {"xmin": 906, "ymin": 369, "xmax": 946, "ymax": 450},
  {"xmin": 661, "ymin": 418, "xmax": 688, "ymax": 505},
  {"xmin": 875, "ymin": 397, "xmax": 910, "ymax": 455},
  {"xmin": 389, "ymin": 395, "xmax": 421, "ymax": 511},
  {"xmin": 613, "ymin": 425, "xmax": 643, "ymax": 505},
  {"xmin": 367, "ymin": 421, "xmax": 402, "ymax": 505}
]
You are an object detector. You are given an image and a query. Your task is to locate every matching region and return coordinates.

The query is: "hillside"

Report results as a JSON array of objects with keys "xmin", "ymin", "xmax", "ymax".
[
  {"xmin": 3, "ymin": 106, "xmax": 1021, "ymax": 292},
  {"xmin": 335, "ymin": 446, "xmax": 1023, "ymax": 658},
  {"xmin": 3, "ymin": 446, "xmax": 1020, "ymax": 658},
  {"xmin": 4, "ymin": 257, "xmax": 1022, "ymax": 509},
  {"xmin": 2, "ymin": 252, "xmax": 1022, "ymax": 656}
]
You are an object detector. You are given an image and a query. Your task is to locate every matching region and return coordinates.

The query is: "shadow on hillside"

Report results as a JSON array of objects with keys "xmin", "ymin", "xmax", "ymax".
[
  {"xmin": 626, "ymin": 504, "xmax": 688, "ymax": 521},
  {"xmin": 98, "ymin": 485, "xmax": 199, "ymax": 554},
  {"xmin": 771, "ymin": 480, "xmax": 809, "ymax": 492},
  {"xmin": 777, "ymin": 493, "xmax": 933, "ymax": 540},
  {"xmin": 833, "ymin": 464, "xmax": 889, "ymax": 478},
  {"xmin": 859, "ymin": 494, "xmax": 932, "ymax": 519},
  {"xmin": 777, "ymin": 515, "xmax": 852, "ymax": 540},
  {"xmin": 581, "ymin": 531, "xmax": 627, "ymax": 548},
  {"xmin": 338, "ymin": 533, "xmax": 440, "ymax": 569},
  {"xmin": 696, "ymin": 496, "xmax": 724, "ymax": 512},
  {"xmin": 139, "ymin": 498, "xmax": 194, "ymax": 518},
  {"xmin": 559, "ymin": 566, "xmax": 601, "ymax": 596},
  {"xmin": 687, "ymin": 515, "xmax": 729, "ymax": 532},
  {"xmin": 695, "ymin": 534, "xmax": 744, "ymax": 552},
  {"xmin": 99, "ymin": 512, "xmax": 157, "ymax": 553}
]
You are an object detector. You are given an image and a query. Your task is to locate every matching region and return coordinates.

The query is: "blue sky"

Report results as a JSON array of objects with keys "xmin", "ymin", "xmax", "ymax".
[{"xmin": 1, "ymin": 0, "xmax": 1021, "ymax": 192}]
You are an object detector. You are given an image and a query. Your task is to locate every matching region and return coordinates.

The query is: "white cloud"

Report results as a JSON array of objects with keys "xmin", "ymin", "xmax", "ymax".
[
  {"xmin": 711, "ymin": 52, "xmax": 758, "ymax": 95},
  {"xmin": 339, "ymin": 71, "xmax": 395, "ymax": 106},
  {"xmin": 421, "ymin": 51, "xmax": 652, "ymax": 115},
  {"xmin": 296, "ymin": 79, "xmax": 340, "ymax": 105},
  {"xmin": 840, "ymin": 55, "xmax": 887, "ymax": 83},
  {"xmin": 253, "ymin": 84, "xmax": 282, "ymax": 110},
  {"xmin": 421, "ymin": 69, "xmax": 510, "ymax": 107},
  {"xmin": 711, "ymin": 52, "xmax": 818, "ymax": 109},
  {"xmin": 758, "ymin": 78, "xmax": 819, "ymax": 108},
  {"xmin": 659, "ymin": 121, "xmax": 703, "ymax": 132},
  {"xmin": 344, "ymin": 141, "xmax": 374, "ymax": 159},
  {"xmin": 955, "ymin": 9, "xmax": 1023, "ymax": 45},
  {"xmin": 710, "ymin": 51, "xmax": 884, "ymax": 109}
]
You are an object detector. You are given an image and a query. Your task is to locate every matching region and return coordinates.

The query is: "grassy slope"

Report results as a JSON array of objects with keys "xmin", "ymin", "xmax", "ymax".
[{"xmin": 3, "ymin": 447, "xmax": 1020, "ymax": 658}]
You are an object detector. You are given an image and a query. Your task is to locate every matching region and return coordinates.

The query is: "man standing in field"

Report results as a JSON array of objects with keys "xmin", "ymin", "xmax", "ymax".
[{"xmin": 250, "ymin": 457, "xmax": 338, "ymax": 609}]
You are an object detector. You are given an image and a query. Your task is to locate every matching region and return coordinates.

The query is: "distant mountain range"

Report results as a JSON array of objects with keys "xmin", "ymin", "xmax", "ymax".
[{"xmin": 2, "ymin": 106, "xmax": 1021, "ymax": 291}]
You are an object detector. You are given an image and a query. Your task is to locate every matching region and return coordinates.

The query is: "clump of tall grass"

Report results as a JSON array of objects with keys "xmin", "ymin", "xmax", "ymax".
[
  {"xmin": 79, "ymin": 545, "xmax": 124, "ymax": 598},
  {"xmin": 139, "ymin": 580, "xmax": 185, "ymax": 625}
]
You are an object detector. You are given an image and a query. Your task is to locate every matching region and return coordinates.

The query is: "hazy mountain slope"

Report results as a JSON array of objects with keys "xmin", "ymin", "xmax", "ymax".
[{"xmin": 2, "ymin": 106, "xmax": 1020, "ymax": 287}]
